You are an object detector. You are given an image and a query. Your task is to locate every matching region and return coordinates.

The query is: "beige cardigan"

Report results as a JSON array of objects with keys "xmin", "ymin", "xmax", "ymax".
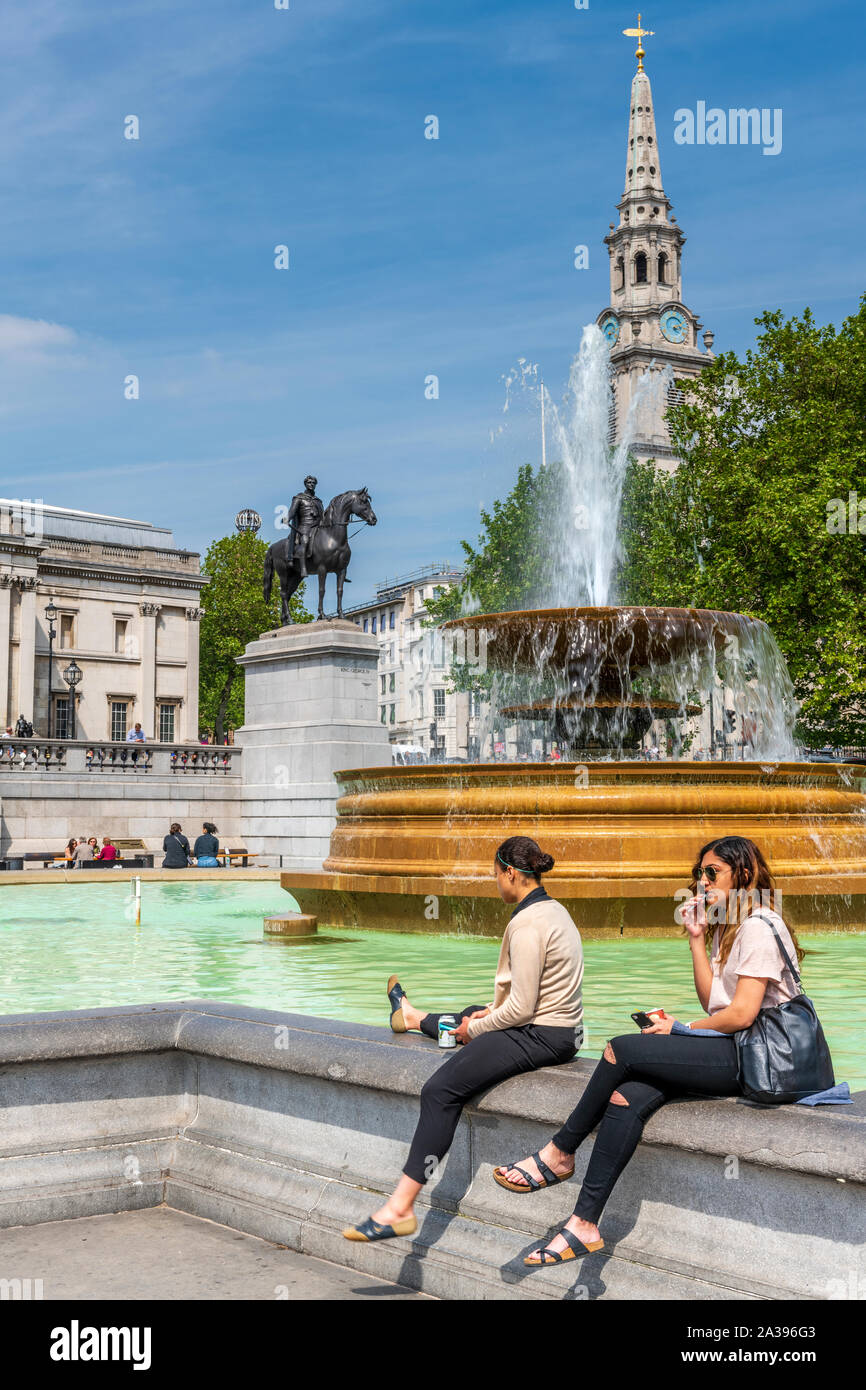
[{"xmin": 466, "ymin": 895, "xmax": 584, "ymax": 1039}]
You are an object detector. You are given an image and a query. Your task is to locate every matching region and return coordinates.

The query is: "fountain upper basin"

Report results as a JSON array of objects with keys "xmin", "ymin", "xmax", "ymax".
[{"xmin": 443, "ymin": 606, "xmax": 766, "ymax": 675}]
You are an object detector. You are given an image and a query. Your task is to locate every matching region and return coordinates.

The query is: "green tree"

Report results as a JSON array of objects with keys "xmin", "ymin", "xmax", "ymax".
[
  {"xmin": 199, "ymin": 533, "xmax": 312, "ymax": 742},
  {"xmin": 618, "ymin": 299, "xmax": 866, "ymax": 743}
]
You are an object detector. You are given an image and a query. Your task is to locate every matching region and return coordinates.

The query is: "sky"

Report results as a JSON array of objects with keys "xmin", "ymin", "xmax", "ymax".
[{"xmin": 0, "ymin": 0, "xmax": 863, "ymax": 602}]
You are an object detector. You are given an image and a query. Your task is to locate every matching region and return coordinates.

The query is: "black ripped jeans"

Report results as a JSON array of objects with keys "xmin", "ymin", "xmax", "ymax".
[{"xmin": 550, "ymin": 1031, "xmax": 741, "ymax": 1223}]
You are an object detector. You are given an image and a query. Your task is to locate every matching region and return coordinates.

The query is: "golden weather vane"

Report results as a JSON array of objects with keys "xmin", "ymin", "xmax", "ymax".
[{"xmin": 623, "ymin": 14, "xmax": 655, "ymax": 72}]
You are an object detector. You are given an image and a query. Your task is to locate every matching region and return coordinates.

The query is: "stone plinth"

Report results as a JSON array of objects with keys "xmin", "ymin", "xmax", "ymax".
[
  {"xmin": 264, "ymin": 912, "xmax": 318, "ymax": 936},
  {"xmin": 235, "ymin": 620, "xmax": 390, "ymax": 870}
]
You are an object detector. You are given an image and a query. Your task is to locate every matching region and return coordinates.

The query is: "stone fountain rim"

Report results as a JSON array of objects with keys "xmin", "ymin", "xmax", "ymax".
[{"xmin": 442, "ymin": 604, "xmax": 767, "ymax": 630}]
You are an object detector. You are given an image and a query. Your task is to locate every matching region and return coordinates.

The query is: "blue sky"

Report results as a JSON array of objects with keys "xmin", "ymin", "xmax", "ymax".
[{"xmin": 0, "ymin": 0, "xmax": 863, "ymax": 601}]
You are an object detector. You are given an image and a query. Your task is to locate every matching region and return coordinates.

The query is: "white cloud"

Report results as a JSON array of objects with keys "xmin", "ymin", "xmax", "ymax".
[{"xmin": 0, "ymin": 314, "xmax": 77, "ymax": 354}]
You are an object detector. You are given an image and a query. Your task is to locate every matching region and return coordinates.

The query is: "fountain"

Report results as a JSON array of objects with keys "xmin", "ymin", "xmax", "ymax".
[{"xmin": 283, "ymin": 328, "xmax": 866, "ymax": 937}]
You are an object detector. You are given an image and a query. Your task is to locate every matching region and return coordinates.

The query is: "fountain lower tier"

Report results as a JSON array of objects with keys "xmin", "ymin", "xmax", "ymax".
[{"xmin": 283, "ymin": 761, "xmax": 866, "ymax": 938}]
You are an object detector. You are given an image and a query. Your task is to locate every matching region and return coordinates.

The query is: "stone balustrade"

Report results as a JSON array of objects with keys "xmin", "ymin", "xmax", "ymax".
[{"xmin": 0, "ymin": 740, "xmax": 241, "ymax": 776}]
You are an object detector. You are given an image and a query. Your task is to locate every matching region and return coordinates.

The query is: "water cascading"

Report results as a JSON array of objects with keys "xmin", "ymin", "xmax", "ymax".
[{"xmin": 448, "ymin": 324, "xmax": 800, "ymax": 763}]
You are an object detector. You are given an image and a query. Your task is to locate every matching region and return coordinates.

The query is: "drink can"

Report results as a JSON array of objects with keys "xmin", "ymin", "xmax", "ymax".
[{"xmin": 438, "ymin": 1014, "xmax": 457, "ymax": 1048}]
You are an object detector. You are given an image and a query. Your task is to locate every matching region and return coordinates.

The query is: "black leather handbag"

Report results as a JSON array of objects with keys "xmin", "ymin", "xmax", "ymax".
[{"xmin": 734, "ymin": 911, "xmax": 835, "ymax": 1104}]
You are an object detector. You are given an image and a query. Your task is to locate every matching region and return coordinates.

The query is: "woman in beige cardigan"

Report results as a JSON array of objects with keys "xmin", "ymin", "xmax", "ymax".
[{"xmin": 343, "ymin": 834, "xmax": 584, "ymax": 1244}]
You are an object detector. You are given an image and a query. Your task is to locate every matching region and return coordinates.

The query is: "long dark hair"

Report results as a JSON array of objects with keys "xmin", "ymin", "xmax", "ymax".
[
  {"xmin": 689, "ymin": 835, "xmax": 804, "ymax": 967},
  {"xmin": 495, "ymin": 835, "xmax": 555, "ymax": 883},
  {"xmin": 203, "ymin": 822, "xmax": 217, "ymax": 834}
]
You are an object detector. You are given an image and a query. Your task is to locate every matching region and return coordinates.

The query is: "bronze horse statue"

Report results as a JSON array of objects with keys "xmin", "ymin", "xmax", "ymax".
[{"xmin": 263, "ymin": 487, "xmax": 377, "ymax": 623}]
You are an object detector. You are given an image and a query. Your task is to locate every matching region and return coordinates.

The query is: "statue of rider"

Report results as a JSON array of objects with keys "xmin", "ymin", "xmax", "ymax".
[{"xmin": 286, "ymin": 475, "xmax": 324, "ymax": 579}]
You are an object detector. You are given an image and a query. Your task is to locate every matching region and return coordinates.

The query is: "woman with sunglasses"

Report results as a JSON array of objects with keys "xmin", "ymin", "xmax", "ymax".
[
  {"xmin": 493, "ymin": 835, "xmax": 805, "ymax": 1268},
  {"xmin": 342, "ymin": 835, "xmax": 584, "ymax": 1244}
]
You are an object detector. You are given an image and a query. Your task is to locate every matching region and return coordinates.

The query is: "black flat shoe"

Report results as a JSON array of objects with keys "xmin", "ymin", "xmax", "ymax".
[
  {"xmin": 524, "ymin": 1226, "xmax": 604, "ymax": 1266},
  {"xmin": 387, "ymin": 974, "xmax": 407, "ymax": 1032},
  {"xmin": 342, "ymin": 1214, "xmax": 417, "ymax": 1242}
]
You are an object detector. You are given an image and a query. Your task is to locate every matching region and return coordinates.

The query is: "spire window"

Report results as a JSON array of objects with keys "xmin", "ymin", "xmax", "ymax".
[
  {"xmin": 658, "ymin": 253, "xmax": 668, "ymax": 284},
  {"xmin": 634, "ymin": 252, "xmax": 648, "ymax": 284}
]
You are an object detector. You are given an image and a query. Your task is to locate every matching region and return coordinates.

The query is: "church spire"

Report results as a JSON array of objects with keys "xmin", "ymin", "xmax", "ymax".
[
  {"xmin": 622, "ymin": 23, "xmax": 664, "ymax": 204},
  {"xmin": 597, "ymin": 17, "xmax": 714, "ymax": 470}
]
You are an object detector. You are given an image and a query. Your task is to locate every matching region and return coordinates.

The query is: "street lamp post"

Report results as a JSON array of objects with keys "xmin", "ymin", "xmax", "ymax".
[
  {"xmin": 44, "ymin": 599, "xmax": 58, "ymax": 738},
  {"xmin": 63, "ymin": 659, "xmax": 83, "ymax": 741}
]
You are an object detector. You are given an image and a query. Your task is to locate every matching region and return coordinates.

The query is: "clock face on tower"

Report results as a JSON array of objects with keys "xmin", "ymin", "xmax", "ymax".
[
  {"xmin": 600, "ymin": 314, "xmax": 619, "ymax": 348},
  {"xmin": 660, "ymin": 308, "xmax": 688, "ymax": 344}
]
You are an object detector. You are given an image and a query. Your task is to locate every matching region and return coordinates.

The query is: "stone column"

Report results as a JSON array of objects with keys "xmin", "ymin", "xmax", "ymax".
[
  {"xmin": 235, "ymin": 619, "xmax": 390, "ymax": 869},
  {"xmin": 138, "ymin": 603, "xmax": 160, "ymax": 740},
  {"xmin": 16, "ymin": 577, "xmax": 38, "ymax": 728},
  {"xmin": 0, "ymin": 576, "xmax": 11, "ymax": 730},
  {"xmin": 184, "ymin": 607, "xmax": 203, "ymax": 742}
]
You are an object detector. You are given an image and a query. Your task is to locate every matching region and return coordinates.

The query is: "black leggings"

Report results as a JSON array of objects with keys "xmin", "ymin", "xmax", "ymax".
[
  {"xmin": 404, "ymin": 1004, "xmax": 578, "ymax": 1185},
  {"xmin": 550, "ymin": 1031, "xmax": 742, "ymax": 1223}
]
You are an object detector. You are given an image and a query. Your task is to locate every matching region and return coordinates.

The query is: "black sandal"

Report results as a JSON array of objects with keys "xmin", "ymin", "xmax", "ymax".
[
  {"xmin": 387, "ymin": 974, "xmax": 407, "ymax": 1033},
  {"xmin": 493, "ymin": 1150, "xmax": 575, "ymax": 1193},
  {"xmin": 342, "ymin": 1214, "xmax": 417, "ymax": 1242},
  {"xmin": 524, "ymin": 1226, "xmax": 604, "ymax": 1266}
]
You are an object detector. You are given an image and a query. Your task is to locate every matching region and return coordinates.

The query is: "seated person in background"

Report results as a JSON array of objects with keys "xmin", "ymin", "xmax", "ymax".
[
  {"xmin": 162, "ymin": 823, "xmax": 191, "ymax": 869},
  {"xmin": 64, "ymin": 838, "xmax": 77, "ymax": 863},
  {"xmin": 193, "ymin": 822, "xmax": 220, "ymax": 867},
  {"xmin": 97, "ymin": 837, "xmax": 118, "ymax": 861},
  {"xmin": 73, "ymin": 837, "xmax": 94, "ymax": 868},
  {"xmin": 126, "ymin": 723, "xmax": 146, "ymax": 743}
]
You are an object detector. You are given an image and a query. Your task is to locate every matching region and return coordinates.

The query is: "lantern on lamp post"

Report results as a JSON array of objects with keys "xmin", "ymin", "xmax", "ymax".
[{"xmin": 63, "ymin": 658, "xmax": 83, "ymax": 741}]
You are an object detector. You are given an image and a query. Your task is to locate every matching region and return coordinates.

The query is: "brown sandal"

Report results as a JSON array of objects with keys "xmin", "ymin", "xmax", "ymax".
[
  {"xmin": 493, "ymin": 1150, "xmax": 574, "ymax": 1193},
  {"xmin": 525, "ymin": 1226, "xmax": 604, "ymax": 1266}
]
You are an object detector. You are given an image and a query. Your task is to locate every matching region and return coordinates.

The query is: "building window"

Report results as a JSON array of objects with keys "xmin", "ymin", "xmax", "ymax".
[
  {"xmin": 158, "ymin": 704, "xmax": 176, "ymax": 742},
  {"xmin": 608, "ymin": 380, "xmax": 617, "ymax": 447},
  {"xmin": 634, "ymin": 252, "xmax": 648, "ymax": 284},
  {"xmin": 114, "ymin": 619, "xmax": 128, "ymax": 654},
  {"xmin": 658, "ymin": 252, "xmax": 668, "ymax": 284},
  {"xmin": 615, "ymin": 256, "xmax": 624, "ymax": 291},
  {"xmin": 60, "ymin": 614, "xmax": 75, "ymax": 649},
  {"xmin": 110, "ymin": 701, "xmax": 129, "ymax": 741},
  {"xmin": 389, "ymin": 610, "xmax": 395, "ymax": 629},
  {"xmin": 371, "ymin": 617, "xmax": 377, "ymax": 634},
  {"xmin": 434, "ymin": 689, "xmax": 446, "ymax": 718},
  {"xmin": 380, "ymin": 674, "xmax": 386, "ymax": 693},
  {"xmin": 54, "ymin": 697, "xmax": 70, "ymax": 739},
  {"xmin": 389, "ymin": 705, "xmax": 395, "ymax": 724},
  {"xmin": 363, "ymin": 618, "xmax": 369, "ymax": 632},
  {"xmin": 389, "ymin": 672, "xmax": 395, "ymax": 692}
]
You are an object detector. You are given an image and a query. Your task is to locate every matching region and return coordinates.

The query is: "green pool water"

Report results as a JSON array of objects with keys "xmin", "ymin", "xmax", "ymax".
[{"xmin": 2, "ymin": 881, "xmax": 864, "ymax": 1090}]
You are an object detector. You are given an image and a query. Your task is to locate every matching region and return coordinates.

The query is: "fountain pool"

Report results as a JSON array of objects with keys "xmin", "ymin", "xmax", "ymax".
[{"xmin": 0, "ymin": 881, "xmax": 864, "ymax": 1088}]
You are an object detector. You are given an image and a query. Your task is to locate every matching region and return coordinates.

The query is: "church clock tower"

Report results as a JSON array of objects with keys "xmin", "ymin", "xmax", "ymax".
[{"xmin": 597, "ymin": 17, "xmax": 715, "ymax": 469}]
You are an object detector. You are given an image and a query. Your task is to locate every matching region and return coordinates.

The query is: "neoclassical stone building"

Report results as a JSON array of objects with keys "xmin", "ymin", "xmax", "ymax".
[
  {"xmin": 597, "ymin": 40, "xmax": 715, "ymax": 468},
  {"xmin": 0, "ymin": 500, "xmax": 205, "ymax": 741}
]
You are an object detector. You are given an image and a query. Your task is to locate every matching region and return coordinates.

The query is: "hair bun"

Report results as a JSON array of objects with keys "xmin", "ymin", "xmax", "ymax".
[{"xmin": 533, "ymin": 852, "xmax": 555, "ymax": 874}]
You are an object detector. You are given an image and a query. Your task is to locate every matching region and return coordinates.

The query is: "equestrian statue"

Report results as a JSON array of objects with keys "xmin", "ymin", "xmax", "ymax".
[{"xmin": 263, "ymin": 477, "xmax": 377, "ymax": 623}]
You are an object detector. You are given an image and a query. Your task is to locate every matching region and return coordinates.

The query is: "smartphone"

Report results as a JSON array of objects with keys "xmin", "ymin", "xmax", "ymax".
[{"xmin": 631, "ymin": 1011, "xmax": 658, "ymax": 1028}]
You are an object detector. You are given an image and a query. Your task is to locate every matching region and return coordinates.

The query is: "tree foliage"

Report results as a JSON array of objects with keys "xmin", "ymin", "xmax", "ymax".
[
  {"xmin": 618, "ymin": 299, "xmax": 866, "ymax": 743},
  {"xmin": 198, "ymin": 533, "xmax": 312, "ymax": 741}
]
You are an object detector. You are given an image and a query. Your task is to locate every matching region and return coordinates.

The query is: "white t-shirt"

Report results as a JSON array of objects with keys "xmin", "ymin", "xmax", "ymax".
[{"xmin": 708, "ymin": 910, "xmax": 800, "ymax": 1015}]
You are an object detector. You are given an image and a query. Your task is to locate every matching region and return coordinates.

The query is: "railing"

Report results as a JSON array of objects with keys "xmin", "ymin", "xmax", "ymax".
[{"xmin": 0, "ymin": 740, "xmax": 241, "ymax": 775}]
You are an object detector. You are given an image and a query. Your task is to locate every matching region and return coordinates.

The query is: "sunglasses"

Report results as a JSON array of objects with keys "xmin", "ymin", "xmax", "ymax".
[{"xmin": 699, "ymin": 865, "xmax": 721, "ymax": 883}]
